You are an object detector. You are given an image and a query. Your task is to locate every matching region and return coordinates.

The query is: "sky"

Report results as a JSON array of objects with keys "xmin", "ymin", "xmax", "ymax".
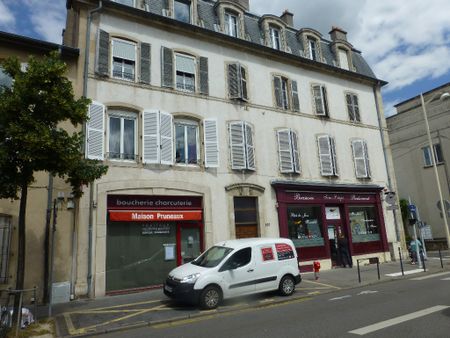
[{"xmin": 0, "ymin": 0, "xmax": 449, "ymax": 117}]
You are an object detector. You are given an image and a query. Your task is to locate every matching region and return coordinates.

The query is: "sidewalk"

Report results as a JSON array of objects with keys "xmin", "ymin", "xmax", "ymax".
[{"xmin": 44, "ymin": 250, "xmax": 450, "ymax": 337}]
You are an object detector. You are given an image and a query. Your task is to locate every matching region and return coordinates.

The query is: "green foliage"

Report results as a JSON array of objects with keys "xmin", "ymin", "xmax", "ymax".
[
  {"xmin": 0, "ymin": 51, "xmax": 107, "ymax": 198},
  {"xmin": 399, "ymin": 198, "xmax": 412, "ymax": 241}
]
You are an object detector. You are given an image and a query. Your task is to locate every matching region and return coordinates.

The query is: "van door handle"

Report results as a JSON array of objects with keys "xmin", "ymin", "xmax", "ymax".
[{"xmin": 247, "ymin": 269, "xmax": 254, "ymax": 273}]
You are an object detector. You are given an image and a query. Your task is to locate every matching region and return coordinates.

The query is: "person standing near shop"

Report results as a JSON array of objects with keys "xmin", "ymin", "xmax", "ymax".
[{"xmin": 337, "ymin": 234, "xmax": 352, "ymax": 268}]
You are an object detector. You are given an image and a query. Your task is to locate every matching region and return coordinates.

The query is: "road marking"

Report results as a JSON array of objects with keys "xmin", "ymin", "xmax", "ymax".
[
  {"xmin": 302, "ymin": 279, "xmax": 340, "ymax": 289},
  {"xmin": 357, "ymin": 290, "xmax": 378, "ymax": 295},
  {"xmin": 442, "ymin": 277, "xmax": 450, "ymax": 281},
  {"xmin": 385, "ymin": 269, "xmax": 423, "ymax": 277},
  {"xmin": 349, "ymin": 305, "xmax": 449, "ymax": 335},
  {"xmin": 411, "ymin": 271, "xmax": 450, "ymax": 281},
  {"xmin": 329, "ymin": 295, "xmax": 351, "ymax": 301}
]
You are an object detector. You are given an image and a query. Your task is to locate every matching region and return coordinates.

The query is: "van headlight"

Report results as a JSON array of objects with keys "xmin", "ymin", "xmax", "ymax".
[{"xmin": 180, "ymin": 273, "xmax": 200, "ymax": 284}]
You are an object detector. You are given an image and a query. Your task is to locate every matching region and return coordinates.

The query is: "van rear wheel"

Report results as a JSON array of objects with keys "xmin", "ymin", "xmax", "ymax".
[
  {"xmin": 199, "ymin": 286, "xmax": 221, "ymax": 310},
  {"xmin": 279, "ymin": 275, "xmax": 295, "ymax": 296}
]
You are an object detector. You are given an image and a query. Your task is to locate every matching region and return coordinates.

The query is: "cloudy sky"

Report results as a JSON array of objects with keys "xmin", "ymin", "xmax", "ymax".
[{"xmin": 1, "ymin": 0, "xmax": 449, "ymax": 116}]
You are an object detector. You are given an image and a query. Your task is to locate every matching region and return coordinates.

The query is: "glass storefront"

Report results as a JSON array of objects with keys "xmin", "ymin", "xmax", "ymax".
[
  {"xmin": 349, "ymin": 206, "xmax": 380, "ymax": 243},
  {"xmin": 287, "ymin": 206, "xmax": 324, "ymax": 247}
]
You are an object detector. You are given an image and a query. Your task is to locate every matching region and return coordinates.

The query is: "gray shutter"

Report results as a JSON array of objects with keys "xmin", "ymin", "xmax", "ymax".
[
  {"xmin": 229, "ymin": 121, "xmax": 246, "ymax": 170},
  {"xmin": 291, "ymin": 131, "xmax": 301, "ymax": 174},
  {"xmin": 322, "ymin": 86, "xmax": 329, "ymax": 116},
  {"xmin": 352, "ymin": 139, "xmax": 367, "ymax": 178},
  {"xmin": 318, "ymin": 135, "xmax": 333, "ymax": 176},
  {"xmin": 277, "ymin": 129, "xmax": 294, "ymax": 173},
  {"xmin": 291, "ymin": 80, "xmax": 300, "ymax": 112},
  {"xmin": 240, "ymin": 66, "xmax": 248, "ymax": 100},
  {"xmin": 330, "ymin": 137, "xmax": 338, "ymax": 176},
  {"xmin": 353, "ymin": 95, "xmax": 360, "ymax": 122},
  {"xmin": 313, "ymin": 85, "xmax": 325, "ymax": 115},
  {"xmin": 228, "ymin": 63, "xmax": 240, "ymax": 99},
  {"xmin": 245, "ymin": 123, "xmax": 255, "ymax": 171},
  {"xmin": 86, "ymin": 102, "xmax": 105, "ymax": 160},
  {"xmin": 142, "ymin": 109, "xmax": 159, "ymax": 164},
  {"xmin": 96, "ymin": 30, "xmax": 110, "ymax": 77},
  {"xmin": 161, "ymin": 47, "xmax": 173, "ymax": 88},
  {"xmin": 274, "ymin": 76, "xmax": 282, "ymax": 108},
  {"xmin": 364, "ymin": 141, "xmax": 371, "ymax": 177},
  {"xmin": 204, "ymin": 118, "xmax": 219, "ymax": 168},
  {"xmin": 199, "ymin": 56, "xmax": 209, "ymax": 95},
  {"xmin": 346, "ymin": 94, "xmax": 355, "ymax": 121},
  {"xmin": 160, "ymin": 111, "xmax": 173, "ymax": 165},
  {"xmin": 140, "ymin": 42, "xmax": 151, "ymax": 84}
]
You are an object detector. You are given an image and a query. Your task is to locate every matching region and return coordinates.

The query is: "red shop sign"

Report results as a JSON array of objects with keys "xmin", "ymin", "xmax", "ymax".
[{"xmin": 109, "ymin": 210, "xmax": 203, "ymax": 222}]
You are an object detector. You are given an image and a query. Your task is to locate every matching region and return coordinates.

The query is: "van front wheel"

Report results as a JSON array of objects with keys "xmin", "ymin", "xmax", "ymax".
[
  {"xmin": 279, "ymin": 275, "xmax": 295, "ymax": 296},
  {"xmin": 199, "ymin": 286, "xmax": 221, "ymax": 310}
]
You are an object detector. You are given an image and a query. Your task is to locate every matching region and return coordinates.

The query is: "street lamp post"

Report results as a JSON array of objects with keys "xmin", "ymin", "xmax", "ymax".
[{"xmin": 420, "ymin": 91, "xmax": 450, "ymax": 249}]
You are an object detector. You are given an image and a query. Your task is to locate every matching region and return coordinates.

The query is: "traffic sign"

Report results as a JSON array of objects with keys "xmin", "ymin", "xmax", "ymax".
[{"xmin": 408, "ymin": 204, "xmax": 416, "ymax": 212}]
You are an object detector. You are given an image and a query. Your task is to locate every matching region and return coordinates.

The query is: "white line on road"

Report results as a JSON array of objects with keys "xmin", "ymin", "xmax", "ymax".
[
  {"xmin": 357, "ymin": 290, "xmax": 378, "ymax": 295},
  {"xmin": 329, "ymin": 295, "xmax": 351, "ymax": 301},
  {"xmin": 411, "ymin": 271, "xmax": 450, "ymax": 280},
  {"xmin": 385, "ymin": 269, "xmax": 424, "ymax": 277},
  {"xmin": 349, "ymin": 305, "xmax": 449, "ymax": 335},
  {"xmin": 442, "ymin": 277, "xmax": 450, "ymax": 281}
]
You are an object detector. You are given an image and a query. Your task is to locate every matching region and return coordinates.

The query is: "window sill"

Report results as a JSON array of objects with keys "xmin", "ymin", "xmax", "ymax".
[{"xmin": 423, "ymin": 162, "xmax": 445, "ymax": 168}]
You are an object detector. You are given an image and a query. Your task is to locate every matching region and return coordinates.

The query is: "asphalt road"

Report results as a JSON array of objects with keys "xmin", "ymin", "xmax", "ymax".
[{"xmin": 99, "ymin": 271, "xmax": 450, "ymax": 338}]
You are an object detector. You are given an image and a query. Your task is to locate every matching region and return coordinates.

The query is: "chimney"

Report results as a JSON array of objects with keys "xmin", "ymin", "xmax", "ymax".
[
  {"xmin": 280, "ymin": 10, "xmax": 293, "ymax": 26},
  {"xmin": 329, "ymin": 26, "xmax": 347, "ymax": 42},
  {"xmin": 230, "ymin": 0, "xmax": 249, "ymax": 11}
]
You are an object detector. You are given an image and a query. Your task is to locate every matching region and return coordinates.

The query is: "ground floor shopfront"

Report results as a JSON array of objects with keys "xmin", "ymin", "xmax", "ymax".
[{"xmin": 272, "ymin": 182, "xmax": 389, "ymax": 271}]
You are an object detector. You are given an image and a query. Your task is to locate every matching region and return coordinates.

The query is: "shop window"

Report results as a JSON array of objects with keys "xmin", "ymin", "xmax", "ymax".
[
  {"xmin": 346, "ymin": 93, "xmax": 360, "ymax": 122},
  {"xmin": 234, "ymin": 197, "xmax": 258, "ymax": 238},
  {"xmin": 175, "ymin": 119, "xmax": 199, "ymax": 165},
  {"xmin": 287, "ymin": 206, "xmax": 324, "ymax": 248},
  {"xmin": 349, "ymin": 206, "xmax": 380, "ymax": 243},
  {"xmin": 112, "ymin": 39, "xmax": 136, "ymax": 81},
  {"xmin": 423, "ymin": 144, "xmax": 444, "ymax": 167},
  {"xmin": 229, "ymin": 121, "xmax": 255, "ymax": 171},
  {"xmin": 0, "ymin": 215, "xmax": 12, "ymax": 284},
  {"xmin": 277, "ymin": 129, "xmax": 300, "ymax": 174},
  {"xmin": 107, "ymin": 110, "xmax": 137, "ymax": 161},
  {"xmin": 174, "ymin": 0, "xmax": 191, "ymax": 23}
]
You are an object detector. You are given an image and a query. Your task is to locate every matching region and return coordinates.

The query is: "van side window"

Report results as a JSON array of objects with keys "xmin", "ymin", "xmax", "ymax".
[{"xmin": 224, "ymin": 247, "xmax": 251, "ymax": 269}]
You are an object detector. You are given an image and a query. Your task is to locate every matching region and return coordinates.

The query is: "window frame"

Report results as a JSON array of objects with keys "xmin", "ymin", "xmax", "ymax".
[
  {"xmin": 423, "ymin": 143, "xmax": 444, "ymax": 167},
  {"xmin": 277, "ymin": 129, "xmax": 300, "ymax": 174},
  {"xmin": 173, "ymin": 0, "xmax": 192, "ymax": 23},
  {"xmin": 225, "ymin": 11, "xmax": 239, "ymax": 38},
  {"xmin": 269, "ymin": 26, "xmax": 281, "ymax": 50},
  {"xmin": 346, "ymin": 92, "xmax": 361, "ymax": 122},
  {"xmin": 351, "ymin": 139, "xmax": 371, "ymax": 179},
  {"xmin": 111, "ymin": 38, "xmax": 137, "ymax": 82},
  {"xmin": 308, "ymin": 37, "xmax": 318, "ymax": 60},
  {"xmin": 107, "ymin": 110, "xmax": 138, "ymax": 162},
  {"xmin": 175, "ymin": 52, "xmax": 196, "ymax": 93},
  {"xmin": 174, "ymin": 119, "xmax": 200, "ymax": 166},
  {"xmin": 312, "ymin": 84, "xmax": 329, "ymax": 117},
  {"xmin": 229, "ymin": 121, "xmax": 255, "ymax": 171},
  {"xmin": 317, "ymin": 134, "xmax": 338, "ymax": 177}
]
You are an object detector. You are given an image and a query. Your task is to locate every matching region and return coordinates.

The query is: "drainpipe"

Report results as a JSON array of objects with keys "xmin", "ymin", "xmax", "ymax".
[
  {"xmin": 84, "ymin": 0, "xmax": 103, "ymax": 298},
  {"xmin": 373, "ymin": 82, "xmax": 402, "ymax": 245}
]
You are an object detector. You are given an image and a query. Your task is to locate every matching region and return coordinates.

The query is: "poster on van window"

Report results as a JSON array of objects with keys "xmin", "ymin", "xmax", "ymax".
[
  {"xmin": 275, "ymin": 243, "xmax": 295, "ymax": 260},
  {"xmin": 261, "ymin": 247, "xmax": 274, "ymax": 261}
]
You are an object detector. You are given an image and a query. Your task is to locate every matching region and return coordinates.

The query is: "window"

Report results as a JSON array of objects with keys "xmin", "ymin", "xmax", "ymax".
[
  {"xmin": 308, "ymin": 38, "xmax": 318, "ymax": 60},
  {"xmin": 338, "ymin": 48, "xmax": 350, "ymax": 70},
  {"xmin": 423, "ymin": 144, "xmax": 444, "ymax": 166},
  {"xmin": 108, "ymin": 111, "xmax": 137, "ymax": 161},
  {"xmin": 225, "ymin": 11, "xmax": 239, "ymax": 37},
  {"xmin": 113, "ymin": 0, "xmax": 134, "ymax": 6},
  {"xmin": 174, "ymin": 0, "xmax": 191, "ymax": 23},
  {"xmin": 234, "ymin": 197, "xmax": 258, "ymax": 239},
  {"xmin": 270, "ymin": 26, "xmax": 281, "ymax": 50},
  {"xmin": 228, "ymin": 63, "xmax": 248, "ymax": 101},
  {"xmin": 223, "ymin": 247, "xmax": 252, "ymax": 270},
  {"xmin": 349, "ymin": 206, "xmax": 380, "ymax": 243},
  {"xmin": 175, "ymin": 53, "xmax": 196, "ymax": 92},
  {"xmin": 277, "ymin": 129, "xmax": 300, "ymax": 174},
  {"xmin": 273, "ymin": 76, "xmax": 300, "ymax": 111},
  {"xmin": 0, "ymin": 66, "xmax": 13, "ymax": 91},
  {"xmin": 86, "ymin": 102, "xmax": 106, "ymax": 160},
  {"xmin": 317, "ymin": 135, "xmax": 338, "ymax": 176},
  {"xmin": 287, "ymin": 206, "xmax": 324, "ymax": 247},
  {"xmin": 346, "ymin": 93, "xmax": 360, "ymax": 122},
  {"xmin": 0, "ymin": 215, "xmax": 12, "ymax": 283},
  {"xmin": 312, "ymin": 84, "xmax": 329, "ymax": 116},
  {"xmin": 351, "ymin": 139, "xmax": 371, "ymax": 178},
  {"xmin": 229, "ymin": 121, "xmax": 255, "ymax": 170},
  {"xmin": 112, "ymin": 39, "xmax": 136, "ymax": 81},
  {"xmin": 142, "ymin": 110, "xmax": 174, "ymax": 165},
  {"xmin": 175, "ymin": 120, "xmax": 199, "ymax": 165}
]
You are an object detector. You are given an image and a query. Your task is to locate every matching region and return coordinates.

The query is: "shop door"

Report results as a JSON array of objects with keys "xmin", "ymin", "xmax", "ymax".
[
  {"xmin": 327, "ymin": 224, "xmax": 343, "ymax": 266},
  {"xmin": 179, "ymin": 226, "xmax": 201, "ymax": 265},
  {"xmin": 234, "ymin": 197, "xmax": 259, "ymax": 239}
]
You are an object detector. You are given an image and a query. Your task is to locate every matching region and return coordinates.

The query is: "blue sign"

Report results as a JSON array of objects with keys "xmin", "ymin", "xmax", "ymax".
[{"xmin": 408, "ymin": 204, "xmax": 416, "ymax": 212}]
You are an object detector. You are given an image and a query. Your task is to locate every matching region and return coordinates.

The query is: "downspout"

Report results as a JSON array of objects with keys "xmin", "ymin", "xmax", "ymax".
[
  {"xmin": 84, "ymin": 0, "xmax": 103, "ymax": 298},
  {"xmin": 373, "ymin": 82, "xmax": 402, "ymax": 245}
]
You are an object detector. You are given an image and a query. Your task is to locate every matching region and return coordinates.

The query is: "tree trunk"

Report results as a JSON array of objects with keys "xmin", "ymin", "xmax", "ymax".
[{"xmin": 13, "ymin": 179, "xmax": 28, "ymax": 325}]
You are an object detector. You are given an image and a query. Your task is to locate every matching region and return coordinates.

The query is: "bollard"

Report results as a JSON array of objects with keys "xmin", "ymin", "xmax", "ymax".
[
  {"xmin": 439, "ymin": 249, "xmax": 444, "ymax": 269},
  {"xmin": 313, "ymin": 261, "xmax": 321, "ymax": 280},
  {"xmin": 398, "ymin": 247, "xmax": 404, "ymax": 276},
  {"xmin": 357, "ymin": 260, "xmax": 361, "ymax": 283},
  {"xmin": 376, "ymin": 258, "xmax": 380, "ymax": 280},
  {"xmin": 421, "ymin": 250, "xmax": 426, "ymax": 271}
]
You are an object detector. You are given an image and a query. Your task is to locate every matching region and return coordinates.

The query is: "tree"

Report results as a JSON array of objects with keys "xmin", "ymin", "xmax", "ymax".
[{"xmin": 0, "ymin": 51, "xmax": 108, "ymax": 322}]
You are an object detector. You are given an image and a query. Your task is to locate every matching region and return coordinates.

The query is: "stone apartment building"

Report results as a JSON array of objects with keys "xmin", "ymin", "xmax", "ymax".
[
  {"xmin": 0, "ymin": 0, "xmax": 404, "ymax": 301},
  {"xmin": 387, "ymin": 82, "xmax": 450, "ymax": 247}
]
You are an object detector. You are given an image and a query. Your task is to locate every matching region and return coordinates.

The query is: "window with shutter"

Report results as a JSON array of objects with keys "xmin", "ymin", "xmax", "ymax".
[
  {"xmin": 312, "ymin": 84, "xmax": 329, "ymax": 116},
  {"xmin": 161, "ymin": 47, "xmax": 174, "ymax": 88},
  {"xmin": 86, "ymin": 102, "xmax": 105, "ymax": 160},
  {"xmin": 273, "ymin": 76, "xmax": 290, "ymax": 109},
  {"xmin": 240, "ymin": 66, "xmax": 248, "ymax": 100},
  {"xmin": 108, "ymin": 110, "xmax": 137, "ymax": 161},
  {"xmin": 175, "ymin": 119, "xmax": 199, "ymax": 165},
  {"xmin": 140, "ymin": 42, "xmax": 151, "ymax": 84},
  {"xmin": 291, "ymin": 80, "xmax": 300, "ymax": 112},
  {"xmin": 330, "ymin": 137, "xmax": 338, "ymax": 176},
  {"xmin": 317, "ymin": 135, "xmax": 338, "ymax": 176},
  {"xmin": 291, "ymin": 131, "xmax": 301, "ymax": 173},
  {"xmin": 277, "ymin": 129, "xmax": 300, "ymax": 174},
  {"xmin": 199, "ymin": 56, "xmax": 209, "ymax": 95},
  {"xmin": 204, "ymin": 119, "xmax": 219, "ymax": 168},
  {"xmin": 112, "ymin": 39, "xmax": 136, "ymax": 81},
  {"xmin": 160, "ymin": 111, "xmax": 174, "ymax": 165},
  {"xmin": 245, "ymin": 123, "xmax": 255, "ymax": 170},
  {"xmin": 352, "ymin": 139, "xmax": 369, "ymax": 178},
  {"xmin": 96, "ymin": 30, "xmax": 110, "ymax": 76},
  {"xmin": 229, "ymin": 121, "xmax": 254, "ymax": 170},
  {"xmin": 142, "ymin": 110, "xmax": 160, "ymax": 164},
  {"xmin": 228, "ymin": 63, "xmax": 248, "ymax": 101},
  {"xmin": 346, "ymin": 93, "xmax": 360, "ymax": 122},
  {"xmin": 175, "ymin": 53, "xmax": 195, "ymax": 92}
]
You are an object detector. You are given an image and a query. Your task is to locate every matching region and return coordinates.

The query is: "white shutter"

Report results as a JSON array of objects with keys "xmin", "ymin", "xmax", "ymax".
[
  {"xmin": 229, "ymin": 121, "xmax": 246, "ymax": 170},
  {"xmin": 277, "ymin": 129, "xmax": 294, "ymax": 173},
  {"xmin": 330, "ymin": 137, "xmax": 338, "ymax": 176},
  {"xmin": 352, "ymin": 139, "xmax": 367, "ymax": 178},
  {"xmin": 245, "ymin": 123, "xmax": 255, "ymax": 170},
  {"xmin": 204, "ymin": 118, "xmax": 219, "ymax": 168},
  {"xmin": 364, "ymin": 141, "xmax": 371, "ymax": 178},
  {"xmin": 160, "ymin": 111, "xmax": 173, "ymax": 165},
  {"xmin": 142, "ymin": 109, "xmax": 159, "ymax": 164},
  {"xmin": 86, "ymin": 102, "xmax": 105, "ymax": 160},
  {"xmin": 291, "ymin": 131, "xmax": 301, "ymax": 174},
  {"xmin": 318, "ymin": 135, "xmax": 333, "ymax": 176}
]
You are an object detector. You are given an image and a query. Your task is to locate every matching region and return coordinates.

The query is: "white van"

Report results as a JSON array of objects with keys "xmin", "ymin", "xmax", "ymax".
[{"xmin": 163, "ymin": 238, "xmax": 301, "ymax": 309}]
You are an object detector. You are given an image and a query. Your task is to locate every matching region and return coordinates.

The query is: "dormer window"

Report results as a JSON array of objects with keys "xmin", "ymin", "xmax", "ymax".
[
  {"xmin": 338, "ymin": 48, "xmax": 350, "ymax": 70},
  {"xmin": 174, "ymin": 0, "xmax": 191, "ymax": 23},
  {"xmin": 270, "ymin": 26, "xmax": 281, "ymax": 50},
  {"xmin": 225, "ymin": 11, "xmax": 239, "ymax": 37},
  {"xmin": 308, "ymin": 38, "xmax": 318, "ymax": 60},
  {"xmin": 113, "ymin": 0, "xmax": 134, "ymax": 6}
]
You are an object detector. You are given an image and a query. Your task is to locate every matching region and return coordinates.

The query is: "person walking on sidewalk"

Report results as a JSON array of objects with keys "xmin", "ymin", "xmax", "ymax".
[
  {"xmin": 409, "ymin": 238, "xmax": 423, "ymax": 265},
  {"xmin": 337, "ymin": 234, "xmax": 352, "ymax": 268}
]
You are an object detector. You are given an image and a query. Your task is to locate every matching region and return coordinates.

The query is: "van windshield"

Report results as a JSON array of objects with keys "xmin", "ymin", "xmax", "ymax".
[{"xmin": 191, "ymin": 246, "xmax": 233, "ymax": 268}]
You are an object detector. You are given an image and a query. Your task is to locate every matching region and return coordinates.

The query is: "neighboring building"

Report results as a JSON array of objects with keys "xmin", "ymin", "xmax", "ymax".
[
  {"xmin": 60, "ymin": 0, "xmax": 403, "ymax": 298},
  {"xmin": 387, "ymin": 82, "xmax": 450, "ymax": 246},
  {"xmin": 0, "ymin": 31, "xmax": 80, "ymax": 301}
]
